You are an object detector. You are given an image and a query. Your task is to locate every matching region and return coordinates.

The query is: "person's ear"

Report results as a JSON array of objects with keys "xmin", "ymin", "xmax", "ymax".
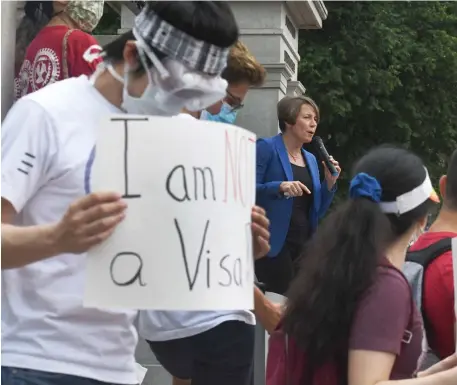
[
  {"xmin": 122, "ymin": 41, "xmax": 141, "ymax": 71},
  {"xmin": 439, "ymin": 175, "xmax": 447, "ymax": 200}
]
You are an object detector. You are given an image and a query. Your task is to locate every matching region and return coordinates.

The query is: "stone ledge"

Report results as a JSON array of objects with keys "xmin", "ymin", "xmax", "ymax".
[
  {"xmin": 286, "ymin": 80, "xmax": 306, "ymax": 96},
  {"xmin": 261, "ymin": 63, "xmax": 294, "ymax": 94},
  {"xmin": 240, "ymin": 28, "xmax": 300, "ymax": 63},
  {"xmin": 286, "ymin": 0, "xmax": 328, "ymax": 29}
]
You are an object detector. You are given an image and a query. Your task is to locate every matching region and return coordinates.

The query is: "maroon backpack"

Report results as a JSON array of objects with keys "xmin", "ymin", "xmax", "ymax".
[{"xmin": 266, "ymin": 321, "xmax": 340, "ymax": 385}]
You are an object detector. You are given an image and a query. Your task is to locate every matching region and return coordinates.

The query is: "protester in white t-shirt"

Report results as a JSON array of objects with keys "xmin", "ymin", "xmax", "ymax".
[
  {"xmin": 1, "ymin": 2, "xmax": 241, "ymax": 385},
  {"xmin": 138, "ymin": 41, "xmax": 276, "ymax": 385}
]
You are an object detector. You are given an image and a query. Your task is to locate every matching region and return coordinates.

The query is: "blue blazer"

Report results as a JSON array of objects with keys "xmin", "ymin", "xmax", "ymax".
[{"xmin": 256, "ymin": 134, "xmax": 336, "ymax": 257}]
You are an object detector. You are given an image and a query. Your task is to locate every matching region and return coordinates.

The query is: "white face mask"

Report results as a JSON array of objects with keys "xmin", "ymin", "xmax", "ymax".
[
  {"xmin": 103, "ymin": 42, "xmax": 227, "ymax": 116},
  {"xmin": 106, "ymin": 63, "xmax": 170, "ymax": 116}
]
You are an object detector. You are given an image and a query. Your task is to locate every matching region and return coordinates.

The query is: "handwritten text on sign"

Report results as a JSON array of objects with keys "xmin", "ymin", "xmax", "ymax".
[{"xmin": 84, "ymin": 115, "xmax": 256, "ymax": 310}]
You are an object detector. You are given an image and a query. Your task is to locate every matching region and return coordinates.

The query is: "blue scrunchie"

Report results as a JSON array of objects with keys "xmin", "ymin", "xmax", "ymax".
[{"xmin": 349, "ymin": 173, "xmax": 382, "ymax": 202}]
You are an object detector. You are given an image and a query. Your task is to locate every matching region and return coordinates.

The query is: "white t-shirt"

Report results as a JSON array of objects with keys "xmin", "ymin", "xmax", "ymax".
[
  {"xmin": 1, "ymin": 76, "xmax": 138, "ymax": 384},
  {"xmin": 138, "ymin": 112, "xmax": 255, "ymax": 342}
]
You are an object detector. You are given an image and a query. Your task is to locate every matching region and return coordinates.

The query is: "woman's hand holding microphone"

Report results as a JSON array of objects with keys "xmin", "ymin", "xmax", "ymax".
[{"xmin": 279, "ymin": 181, "xmax": 311, "ymax": 197}]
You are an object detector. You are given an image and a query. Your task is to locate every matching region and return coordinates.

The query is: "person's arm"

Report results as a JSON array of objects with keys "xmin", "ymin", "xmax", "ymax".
[
  {"xmin": 256, "ymin": 139, "xmax": 284, "ymax": 200},
  {"xmin": 2, "ymin": 199, "xmax": 60, "ymax": 269},
  {"xmin": 253, "ymin": 286, "xmax": 282, "ymax": 333},
  {"xmin": 417, "ymin": 354, "xmax": 457, "ymax": 377},
  {"xmin": 1, "ymin": 99, "xmax": 125, "ymax": 268},
  {"xmin": 349, "ymin": 350, "xmax": 457, "ymax": 384},
  {"xmin": 350, "ymin": 353, "xmax": 457, "ymax": 385},
  {"xmin": 2, "ymin": 192, "xmax": 125, "ymax": 269},
  {"xmin": 347, "ymin": 273, "xmax": 457, "ymax": 383},
  {"xmin": 1, "ymin": 99, "xmax": 60, "ymax": 269}
]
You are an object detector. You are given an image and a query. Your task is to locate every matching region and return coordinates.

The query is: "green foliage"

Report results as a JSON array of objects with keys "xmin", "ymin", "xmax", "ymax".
[{"xmin": 299, "ymin": 1, "xmax": 457, "ymax": 205}]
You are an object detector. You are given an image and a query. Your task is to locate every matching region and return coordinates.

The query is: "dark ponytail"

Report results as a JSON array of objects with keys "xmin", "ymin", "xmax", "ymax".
[{"xmin": 283, "ymin": 146, "xmax": 436, "ymax": 376}]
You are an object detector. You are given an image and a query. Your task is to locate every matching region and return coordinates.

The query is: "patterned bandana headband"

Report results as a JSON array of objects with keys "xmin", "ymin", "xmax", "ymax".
[{"xmin": 133, "ymin": 7, "xmax": 230, "ymax": 76}]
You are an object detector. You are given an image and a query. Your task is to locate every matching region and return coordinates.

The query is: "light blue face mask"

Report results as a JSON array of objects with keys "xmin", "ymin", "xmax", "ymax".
[{"xmin": 200, "ymin": 102, "xmax": 238, "ymax": 124}]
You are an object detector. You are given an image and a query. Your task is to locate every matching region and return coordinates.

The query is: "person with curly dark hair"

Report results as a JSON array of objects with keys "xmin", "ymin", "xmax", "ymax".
[{"xmin": 280, "ymin": 146, "xmax": 456, "ymax": 383}]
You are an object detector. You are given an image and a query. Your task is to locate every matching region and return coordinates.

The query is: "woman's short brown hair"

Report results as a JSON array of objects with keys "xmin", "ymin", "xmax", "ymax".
[
  {"xmin": 277, "ymin": 95, "xmax": 320, "ymax": 132},
  {"xmin": 221, "ymin": 41, "xmax": 266, "ymax": 87}
]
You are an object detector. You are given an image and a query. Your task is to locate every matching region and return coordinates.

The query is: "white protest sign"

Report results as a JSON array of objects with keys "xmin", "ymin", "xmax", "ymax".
[
  {"xmin": 453, "ymin": 237, "xmax": 457, "ymax": 352},
  {"xmin": 84, "ymin": 115, "xmax": 256, "ymax": 310}
]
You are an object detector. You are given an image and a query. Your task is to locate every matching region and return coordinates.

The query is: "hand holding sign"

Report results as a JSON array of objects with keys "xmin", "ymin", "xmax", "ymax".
[
  {"xmin": 53, "ymin": 192, "xmax": 126, "ymax": 254},
  {"xmin": 252, "ymin": 206, "xmax": 270, "ymax": 259}
]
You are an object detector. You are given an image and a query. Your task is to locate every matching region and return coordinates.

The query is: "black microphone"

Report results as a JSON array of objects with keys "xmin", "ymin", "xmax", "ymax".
[{"xmin": 312, "ymin": 136, "xmax": 338, "ymax": 176}]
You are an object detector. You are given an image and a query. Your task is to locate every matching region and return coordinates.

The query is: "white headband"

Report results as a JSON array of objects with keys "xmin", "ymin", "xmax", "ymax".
[{"xmin": 379, "ymin": 168, "xmax": 438, "ymax": 215}]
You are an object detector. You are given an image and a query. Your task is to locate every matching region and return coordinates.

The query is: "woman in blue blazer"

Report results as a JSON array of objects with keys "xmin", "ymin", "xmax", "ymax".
[{"xmin": 255, "ymin": 96, "xmax": 341, "ymax": 295}]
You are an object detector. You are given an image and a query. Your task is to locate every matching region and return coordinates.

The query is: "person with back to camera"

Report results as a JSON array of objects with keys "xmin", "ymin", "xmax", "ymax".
[
  {"xmin": 0, "ymin": 2, "xmax": 271, "ymax": 385},
  {"xmin": 274, "ymin": 146, "xmax": 457, "ymax": 384},
  {"xmin": 255, "ymin": 95, "xmax": 341, "ymax": 296},
  {"xmin": 15, "ymin": 1, "xmax": 104, "ymax": 100},
  {"xmin": 409, "ymin": 150, "xmax": 457, "ymax": 361}
]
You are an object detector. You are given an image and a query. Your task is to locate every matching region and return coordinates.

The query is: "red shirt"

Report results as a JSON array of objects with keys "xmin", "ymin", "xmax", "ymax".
[
  {"xmin": 14, "ymin": 25, "xmax": 102, "ymax": 100},
  {"xmin": 410, "ymin": 231, "xmax": 456, "ymax": 359}
]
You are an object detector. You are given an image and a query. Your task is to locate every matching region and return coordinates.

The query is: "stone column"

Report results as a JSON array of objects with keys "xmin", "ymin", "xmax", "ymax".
[{"xmin": 229, "ymin": 0, "xmax": 327, "ymax": 138}]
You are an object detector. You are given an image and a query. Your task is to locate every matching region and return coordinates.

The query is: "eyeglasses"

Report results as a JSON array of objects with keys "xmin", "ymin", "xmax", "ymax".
[{"xmin": 225, "ymin": 90, "xmax": 244, "ymax": 111}]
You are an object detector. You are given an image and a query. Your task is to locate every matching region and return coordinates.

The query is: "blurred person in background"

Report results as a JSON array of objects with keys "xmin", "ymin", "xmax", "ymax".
[
  {"xmin": 182, "ymin": 40, "xmax": 262, "ymax": 124},
  {"xmin": 14, "ymin": 1, "xmax": 104, "ymax": 100},
  {"xmin": 255, "ymin": 95, "xmax": 340, "ymax": 295},
  {"xmin": 409, "ymin": 149, "xmax": 457, "ymax": 360}
]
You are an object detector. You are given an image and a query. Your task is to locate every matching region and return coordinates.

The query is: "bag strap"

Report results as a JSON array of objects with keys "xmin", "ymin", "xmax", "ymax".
[
  {"xmin": 407, "ymin": 237, "xmax": 452, "ymax": 338},
  {"xmin": 62, "ymin": 29, "xmax": 75, "ymax": 79},
  {"xmin": 406, "ymin": 238, "xmax": 452, "ymax": 268},
  {"xmin": 379, "ymin": 263, "xmax": 416, "ymax": 337}
]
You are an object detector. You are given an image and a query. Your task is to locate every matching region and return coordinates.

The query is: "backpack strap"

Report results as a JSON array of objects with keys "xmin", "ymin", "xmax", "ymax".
[
  {"xmin": 406, "ymin": 238, "xmax": 452, "ymax": 268},
  {"xmin": 379, "ymin": 262, "xmax": 416, "ymax": 342},
  {"xmin": 406, "ymin": 237, "xmax": 452, "ymax": 343},
  {"xmin": 62, "ymin": 29, "xmax": 75, "ymax": 79}
]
